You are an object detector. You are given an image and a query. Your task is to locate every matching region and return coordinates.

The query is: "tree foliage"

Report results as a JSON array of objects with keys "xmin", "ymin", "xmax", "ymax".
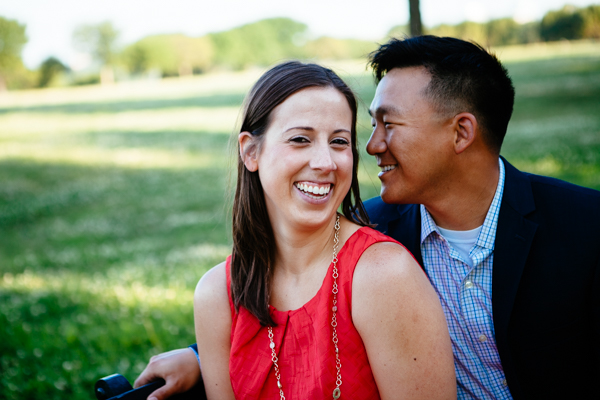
[
  {"xmin": 0, "ymin": 17, "xmax": 27, "ymax": 70},
  {"xmin": 541, "ymin": 5, "xmax": 600, "ymax": 41},
  {"xmin": 122, "ymin": 34, "xmax": 213, "ymax": 76},
  {"xmin": 304, "ymin": 37, "xmax": 376, "ymax": 60},
  {"xmin": 209, "ymin": 18, "xmax": 307, "ymax": 69},
  {"xmin": 0, "ymin": 16, "xmax": 28, "ymax": 90},
  {"xmin": 73, "ymin": 21, "xmax": 119, "ymax": 66},
  {"xmin": 38, "ymin": 57, "xmax": 68, "ymax": 88}
]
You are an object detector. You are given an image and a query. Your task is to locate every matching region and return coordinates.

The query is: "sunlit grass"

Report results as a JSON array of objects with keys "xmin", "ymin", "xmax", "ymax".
[{"xmin": 1, "ymin": 40, "xmax": 599, "ymax": 399}]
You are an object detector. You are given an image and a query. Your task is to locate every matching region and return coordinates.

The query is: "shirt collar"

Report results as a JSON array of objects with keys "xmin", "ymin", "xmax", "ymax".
[{"xmin": 420, "ymin": 158, "xmax": 506, "ymax": 250}]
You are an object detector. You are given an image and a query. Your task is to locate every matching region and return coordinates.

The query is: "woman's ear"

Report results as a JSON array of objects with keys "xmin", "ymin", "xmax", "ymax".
[{"xmin": 238, "ymin": 132, "xmax": 259, "ymax": 172}]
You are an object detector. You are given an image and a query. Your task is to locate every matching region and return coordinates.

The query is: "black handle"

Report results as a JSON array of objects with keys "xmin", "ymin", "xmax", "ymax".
[{"xmin": 95, "ymin": 374, "xmax": 206, "ymax": 400}]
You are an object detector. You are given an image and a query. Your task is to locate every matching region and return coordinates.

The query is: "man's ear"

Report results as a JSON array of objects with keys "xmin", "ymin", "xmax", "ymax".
[
  {"xmin": 238, "ymin": 132, "xmax": 259, "ymax": 172},
  {"xmin": 452, "ymin": 112, "xmax": 478, "ymax": 154}
]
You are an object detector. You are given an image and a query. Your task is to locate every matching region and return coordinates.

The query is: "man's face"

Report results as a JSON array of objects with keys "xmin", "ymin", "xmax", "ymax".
[{"xmin": 367, "ymin": 66, "xmax": 455, "ymax": 205}]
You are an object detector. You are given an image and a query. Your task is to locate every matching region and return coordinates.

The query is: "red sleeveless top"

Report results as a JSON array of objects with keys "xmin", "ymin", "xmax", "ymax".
[{"xmin": 226, "ymin": 227, "xmax": 400, "ymax": 399}]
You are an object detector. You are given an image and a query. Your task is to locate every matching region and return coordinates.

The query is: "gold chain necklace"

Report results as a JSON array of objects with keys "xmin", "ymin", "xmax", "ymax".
[{"xmin": 267, "ymin": 214, "xmax": 342, "ymax": 400}]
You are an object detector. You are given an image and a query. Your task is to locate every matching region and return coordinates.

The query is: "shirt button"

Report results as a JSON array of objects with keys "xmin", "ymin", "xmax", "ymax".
[
  {"xmin": 502, "ymin": 379, "xmax": 508, "ymax": 387},
  {"xmin": 464, "ymin": 281, "xmax": 473, "ymax": 289},
  {"xmin": 478, "ymin": 334, "xmax": 487, "ymax": 342}
]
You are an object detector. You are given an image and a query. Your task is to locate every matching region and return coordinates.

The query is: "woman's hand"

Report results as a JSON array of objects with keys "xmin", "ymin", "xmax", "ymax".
[{"xmin": 134, "ymin": 347, "xmax": 201, "ymax": 400}]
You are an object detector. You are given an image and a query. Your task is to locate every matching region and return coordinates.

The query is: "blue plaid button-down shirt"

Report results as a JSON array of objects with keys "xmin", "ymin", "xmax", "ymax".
[{"xmin": 420, "ymin": 159, "xmax": 513, "ymax": 399}]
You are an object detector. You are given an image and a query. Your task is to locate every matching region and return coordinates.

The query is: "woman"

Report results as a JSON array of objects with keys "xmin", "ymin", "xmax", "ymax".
[{"xmin": 193, "ymin": 61, "xmax": 455, "ymax": 399}]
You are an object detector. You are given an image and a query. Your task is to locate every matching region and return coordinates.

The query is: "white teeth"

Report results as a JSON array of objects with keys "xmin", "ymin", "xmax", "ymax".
[
  {"xmin": 381, "ymin": 165, "xmax": 397, "ymax": 172},
  {"xmin": 295, "ymin": 183, "xmax": 331, "ymax": 197}
]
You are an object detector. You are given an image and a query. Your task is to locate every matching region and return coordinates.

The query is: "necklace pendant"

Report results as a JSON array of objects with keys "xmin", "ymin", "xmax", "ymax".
[{"xmin": 333, "ymin": 387, "xmax": 341, "ymax": 399}]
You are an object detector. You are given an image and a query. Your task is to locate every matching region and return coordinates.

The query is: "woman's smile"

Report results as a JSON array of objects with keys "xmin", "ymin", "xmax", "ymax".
[{"xmin": 294, "ymin": 181, "xmax": 334, "ymax": 202}]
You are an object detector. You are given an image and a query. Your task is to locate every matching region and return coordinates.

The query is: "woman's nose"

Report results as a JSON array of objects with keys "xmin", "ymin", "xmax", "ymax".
[{"xmin": 309, "ymin": 143, "xmax": 336, "ymax": 172}]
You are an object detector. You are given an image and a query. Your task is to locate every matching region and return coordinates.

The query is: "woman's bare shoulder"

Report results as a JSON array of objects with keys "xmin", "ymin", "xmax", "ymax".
[
  {"xmin": 194, "ymin": 261, "xmax": 229, "ymax": 310},
  {"xmin": 354, "ymin": 240, "xmax": 423, "ymax": 286},
  {"xmin": 352, "ymin": 241, "xmax": 456, "ymax": 399}
]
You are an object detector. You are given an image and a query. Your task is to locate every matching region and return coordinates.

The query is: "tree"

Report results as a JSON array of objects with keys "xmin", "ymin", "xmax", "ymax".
[
  {"xmin": 409, "ymin": 0, "xmax": 423, "ymax": 37},
  {"xmin": 541, "ymin": 5, "xmax": 585, "ymax": 41},
  {"xmin": 73, "ymin": 21, "xmax": 119, "ymax": 84},
  {"xmin": 581, "ymin": 5, "xmax": 600, "ymax": 39},
  {"xmin": 387, "ymin": 24, "xmax": 410, "ymax": 38},
  {"xmin": 37, "ymin": 57, "xmax": 68, "ymax": 88},
  {"xmin": 0, "ymin": 16, "xmax": 28, "ymax": 91},
  {"xmin": 122, "ymin": 34, "xmax": 214, "ymax": 77},
  {"xmin": 209, "ymin": 18, "xmax": 307, "ymax": 70},
  {"xmin": 304, "ymin": 37, "xmax": 376, "ymax": 60}
]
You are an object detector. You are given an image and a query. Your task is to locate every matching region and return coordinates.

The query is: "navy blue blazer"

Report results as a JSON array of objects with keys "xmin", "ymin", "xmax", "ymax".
[{"xmin": 364, "ymin": 158, "xmax": 600, "ymax": 399}]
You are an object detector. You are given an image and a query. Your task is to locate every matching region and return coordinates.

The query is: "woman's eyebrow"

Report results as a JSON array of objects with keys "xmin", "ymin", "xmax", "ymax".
[{"xmin": 284, "ymin": 126, "xmax": 314, "ymax": 132}]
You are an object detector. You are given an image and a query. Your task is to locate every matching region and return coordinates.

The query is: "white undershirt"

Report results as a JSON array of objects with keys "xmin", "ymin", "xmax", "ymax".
[{"xmin": 437, "ymin": 225, "xmax": 482, "ymax": 267}]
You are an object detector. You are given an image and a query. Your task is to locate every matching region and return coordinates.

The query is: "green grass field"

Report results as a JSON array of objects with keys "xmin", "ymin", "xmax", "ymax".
[{"xmin": 1, "ymin": 41, "xmax": 599, "ymax": 399}]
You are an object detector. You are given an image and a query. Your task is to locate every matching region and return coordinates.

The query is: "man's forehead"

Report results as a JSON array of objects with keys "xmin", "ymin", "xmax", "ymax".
[{"xmin": 369, "ymin": 68, "xmax": 432, "ymax": 117}]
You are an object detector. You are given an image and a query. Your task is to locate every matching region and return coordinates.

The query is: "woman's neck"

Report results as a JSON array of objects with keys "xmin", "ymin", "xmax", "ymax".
[{"xmin": 272, "ymin": 216, "xmax": 337, "ymax": 276}]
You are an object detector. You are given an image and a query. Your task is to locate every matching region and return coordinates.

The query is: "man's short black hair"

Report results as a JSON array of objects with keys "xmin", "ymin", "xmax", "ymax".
[{"xmin": 369, "ymin": 35, "xmax": 515, "ymax": 153}]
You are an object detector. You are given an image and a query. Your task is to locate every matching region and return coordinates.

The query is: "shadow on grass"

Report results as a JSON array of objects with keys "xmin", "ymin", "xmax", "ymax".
[
  {"xmin": 0, "ymin": 159, "xmax": 232, "ymax": 276},
  {"xmin": 0, "ymin": 92, "xmax": 246, "ymax": 115},
  {"xmin": 77, "ymin": 129, "xmax": 233, "ymax": 151}
]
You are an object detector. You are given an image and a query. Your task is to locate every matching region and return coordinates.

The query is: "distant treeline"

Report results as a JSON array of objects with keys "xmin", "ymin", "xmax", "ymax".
[
  {"xmin": 1, "ymin": 4, "xmax": 599, "ymax": 90},
  {"xmin": 120, "ymin": 18, "xmax": 375, "ymax": 77},
  {"xmin": 122, "ymin": 4, "xmax": 600, "ymax": 78},
  {"xmin": 389, "ymin": 4, "xmax": 600, "ymax": 48}
]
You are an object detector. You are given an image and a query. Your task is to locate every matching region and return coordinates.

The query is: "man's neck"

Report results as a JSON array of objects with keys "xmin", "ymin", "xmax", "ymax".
[{"xmin": 425, "ymin": 157, "xmax": 500, "ymax": 231}]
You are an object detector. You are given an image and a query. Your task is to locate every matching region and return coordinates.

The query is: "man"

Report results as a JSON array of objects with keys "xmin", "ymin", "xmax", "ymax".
[{"xmin": 135, "ymin": 36, "xmax": 600, "ymax": 399}]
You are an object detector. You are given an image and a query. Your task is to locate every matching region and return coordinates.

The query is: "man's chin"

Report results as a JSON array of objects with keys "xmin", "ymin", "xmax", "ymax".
[
  {"xmin": 380, "ymin": 188, "xmax": 412, "ymax": 205},
  {"xmin": 381, "ymin": 189, "xmax": 399, "ymax": 204}
]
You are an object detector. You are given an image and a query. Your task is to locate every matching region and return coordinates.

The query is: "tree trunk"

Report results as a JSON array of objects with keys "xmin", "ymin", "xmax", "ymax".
[
  {"xmin": 409, "ymin": 0, "xmax": 423, "ymax": 37},
  {"xmin": 100, "ymin": 65, "xmax": 114, "ymax": 85}
]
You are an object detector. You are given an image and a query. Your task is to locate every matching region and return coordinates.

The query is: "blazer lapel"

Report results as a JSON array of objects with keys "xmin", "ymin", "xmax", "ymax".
[{"xmin": 493, "ymin": 158, "xmax": 538, "ymax": 395}]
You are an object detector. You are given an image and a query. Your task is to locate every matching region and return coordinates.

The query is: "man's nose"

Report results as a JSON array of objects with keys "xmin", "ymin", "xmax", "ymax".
[{"xmin": 366, "ymin": 124, "xmax": 386, "ymax": 156}]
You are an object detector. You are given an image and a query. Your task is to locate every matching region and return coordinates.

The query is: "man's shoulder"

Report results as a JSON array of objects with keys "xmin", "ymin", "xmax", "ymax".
[
  {"xmin": 525, "ymin": 171, "xmax": 600, "ymax": 199},
  {"xmin": 503, "ymin": 159, "xmax": 600, "ymax": 215},
  {"xmin": 363, "ymin": 197, "xmax": 419, "ymax": 225}
]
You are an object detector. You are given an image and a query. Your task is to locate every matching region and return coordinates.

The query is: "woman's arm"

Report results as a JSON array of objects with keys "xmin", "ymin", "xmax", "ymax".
[
  {"xmin": 194, "ymin": 262, "xmax": 235, "ymax": 400},
  {"xmin": 353, "ymin": 242, "xmax": 456, "ymax": 399}
]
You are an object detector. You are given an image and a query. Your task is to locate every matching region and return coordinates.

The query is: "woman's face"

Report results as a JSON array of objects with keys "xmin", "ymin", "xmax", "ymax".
[{"xmin": 242, "ymin": 86, "xmax": 354, "ymax": 232}]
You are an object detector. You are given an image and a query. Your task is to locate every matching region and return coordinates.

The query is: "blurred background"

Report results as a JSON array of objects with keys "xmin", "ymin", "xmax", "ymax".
[{"xmin": 1, "ymin": 1, "xmax": 599, "ymax": 398}]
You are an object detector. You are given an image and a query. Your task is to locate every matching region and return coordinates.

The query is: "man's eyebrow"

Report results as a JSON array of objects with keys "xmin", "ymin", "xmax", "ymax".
[{"xmin": 369, "ymin": 105, "xmax": 403, "ymax": 118}]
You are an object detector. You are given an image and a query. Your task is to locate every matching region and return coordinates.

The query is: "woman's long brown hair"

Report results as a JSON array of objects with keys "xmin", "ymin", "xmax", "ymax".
[{"xmin": 232, "ymin": 61, "xmax": 370, "ymax": 326}]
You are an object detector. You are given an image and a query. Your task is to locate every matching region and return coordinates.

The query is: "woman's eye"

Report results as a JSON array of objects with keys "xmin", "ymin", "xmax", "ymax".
[
  {"xmin": 331, "ymin": 138, "xmax": 350, "ymax": 146},
  {"xmin": 290, "ymin": 136, "xmax": 309, "ymax": 143}
]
